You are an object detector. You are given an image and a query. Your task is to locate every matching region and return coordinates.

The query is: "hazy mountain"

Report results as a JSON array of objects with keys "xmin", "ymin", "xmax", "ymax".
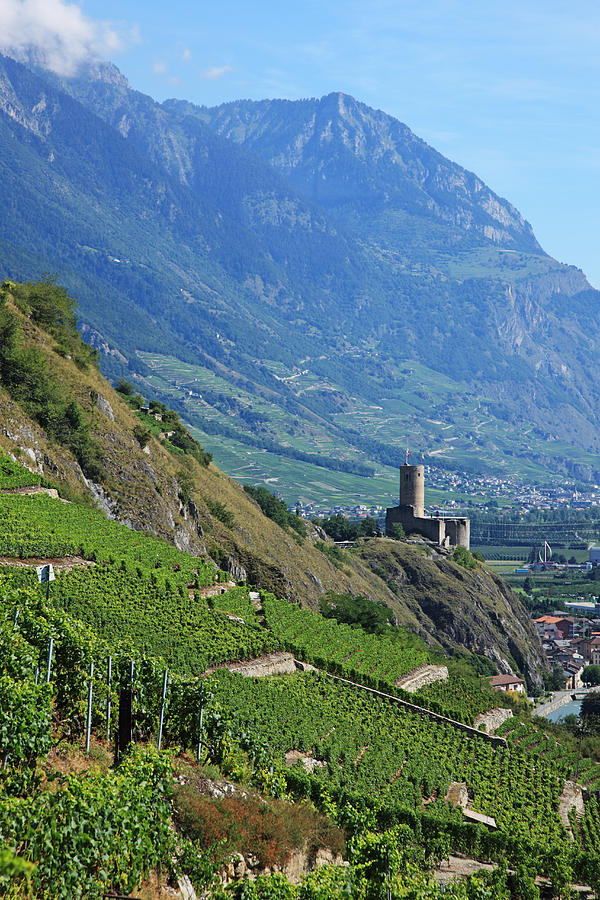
[
  {"xmin": 171, "ymin": 92, "xmax": 542, "ymax": 254},
  {"xmin": 1, "ymin": 53, "xmax": 600, "ymax": 500}
]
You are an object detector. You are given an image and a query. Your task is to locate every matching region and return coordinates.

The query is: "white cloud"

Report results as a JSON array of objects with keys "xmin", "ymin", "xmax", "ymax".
[
  {"xmin": 0, "ymin": 0, "xmax": 130, "ymax": 76},
  {"xmin": 202, "ymin": 65, "xmax": 233, "ymax": 81},
  {"xmin": 181, "ymin": 47, "xmax": 192, "ymax": 62},
  {"xmin": 153, "ymin": 60, "xmax": 167, "ymax": 75}
]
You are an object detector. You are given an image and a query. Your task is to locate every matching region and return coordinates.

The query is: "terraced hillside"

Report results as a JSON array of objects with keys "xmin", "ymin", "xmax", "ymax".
[
  {"xmin": 0, "ymin": 279, "xmax": 548, "ymax": 680},
  {"xmin": 2, "ymin": 560, "xmax": 600, "ymax": 897}
]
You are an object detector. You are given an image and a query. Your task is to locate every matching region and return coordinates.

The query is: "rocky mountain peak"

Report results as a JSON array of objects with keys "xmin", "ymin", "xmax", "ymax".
[{"xmin": 195, "ymin": 92, "xmax": 541, "ymax": 252}]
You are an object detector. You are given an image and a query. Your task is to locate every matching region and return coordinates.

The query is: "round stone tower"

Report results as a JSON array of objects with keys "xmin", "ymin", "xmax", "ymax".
[{"xmin": 399, "ymin": 464, "xmax": 424, "ymax": 518}]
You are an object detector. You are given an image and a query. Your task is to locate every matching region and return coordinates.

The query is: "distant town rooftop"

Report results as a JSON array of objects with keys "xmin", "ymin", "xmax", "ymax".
[{"xmin": 534, "ymin": 615, "xmax": 572, "ymax": 624}]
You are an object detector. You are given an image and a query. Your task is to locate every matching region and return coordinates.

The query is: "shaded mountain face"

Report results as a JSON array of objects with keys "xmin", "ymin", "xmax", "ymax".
[
  {"xmin": 1, "ymin": 53, "xmax": 600, "ymax": 499},
  {"xmin": 174, "ymin": 92, "xmax": 542, "ymax": 254}
]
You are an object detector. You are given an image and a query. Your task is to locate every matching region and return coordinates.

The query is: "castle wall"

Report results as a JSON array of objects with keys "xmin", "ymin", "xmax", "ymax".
[
  {"xmin": 444, "ymin": 518, "xmax": 470, "ymax": 551},
  {"xmin": 385, "ymin": 505, "xmax": 446, "ymax": 544}
]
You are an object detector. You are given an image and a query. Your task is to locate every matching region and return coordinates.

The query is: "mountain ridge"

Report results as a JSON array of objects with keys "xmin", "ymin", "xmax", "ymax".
[
  {"xmin": 180, "ymin": 91, "xmax": 543, "ymax": 253},
  {"xmin": 0, "ymin": 53, "xmax": 599, "ymax": 498}
]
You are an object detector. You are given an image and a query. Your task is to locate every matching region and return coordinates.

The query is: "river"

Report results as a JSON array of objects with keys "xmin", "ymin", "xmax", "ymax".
[{"xmin": 544, "ymin": 699, "xmax": 582, "ymax": 723}]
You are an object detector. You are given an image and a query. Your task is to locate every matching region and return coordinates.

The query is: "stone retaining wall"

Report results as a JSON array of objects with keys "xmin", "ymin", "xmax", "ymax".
[
  {"xmin": 225, "ymin": 652, "xmax": 297, "ymax": 678},
  {"xmin": 473, "ymin": 707, "xmax": 513, "ymax": 735}
]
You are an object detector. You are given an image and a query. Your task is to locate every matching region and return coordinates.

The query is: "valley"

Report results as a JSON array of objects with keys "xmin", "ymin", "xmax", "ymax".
[{"xmin": 0, "ymin": 55, "xmax": 599, "ymax": 508}]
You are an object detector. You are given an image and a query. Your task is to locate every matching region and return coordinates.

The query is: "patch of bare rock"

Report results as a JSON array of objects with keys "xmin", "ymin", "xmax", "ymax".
[
  {"xmin": 559, "ymin": 781, "xmax": 584, "ymax": 838},
  {"xmin": 285, "ymin": 750, "xmax": 327, "ymax": 773},
  {"xmin": 396, "ymin": 664, "xmax": 448, "ymax": 692}
]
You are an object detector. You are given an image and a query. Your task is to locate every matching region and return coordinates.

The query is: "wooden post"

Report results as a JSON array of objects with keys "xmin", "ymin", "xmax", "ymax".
[
  {"xmin": 197, "ymin": 683, "xmax": 205, "ymax": 763},
  {"xmin": 106, "ymin": 657, "xmax": 112, "ymax": 743},
  {"xmin": 117, "ymin": 688, "xmax": 132, "ymax": 762}
]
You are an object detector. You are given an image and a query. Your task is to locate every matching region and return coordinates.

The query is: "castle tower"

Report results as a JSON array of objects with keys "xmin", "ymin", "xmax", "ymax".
[{"xmin": 399, "ymin": 464, "xmax": 424, "ymax": 518}]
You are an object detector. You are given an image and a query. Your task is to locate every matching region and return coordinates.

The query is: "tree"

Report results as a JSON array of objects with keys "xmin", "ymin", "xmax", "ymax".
[
  {"xmin": 117, "ymin": 378, "xmax": 135, "ymax": 395},
  {"xmin": 543, "ymin": 666, "xmax": 566, "ymax": 691},
  {"xmin": 24, "ymin": 276, "xmax": 77, "ymax": 338},
  {"xmin": 581, "ymin": 690, "xmax": 600, "ymax": 730},
  {"xmin": 582, "ymin": 665, "xmax": 600, "ymax": 686},
  {"xmin": 133, "ymin": 425, "xmax": 152, "ymax": 449}
]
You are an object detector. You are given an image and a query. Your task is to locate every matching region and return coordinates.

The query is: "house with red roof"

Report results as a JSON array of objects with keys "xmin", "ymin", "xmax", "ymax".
[{"xmin": 489, "ymin": 674, "xmax": 525, "ymax": 693}]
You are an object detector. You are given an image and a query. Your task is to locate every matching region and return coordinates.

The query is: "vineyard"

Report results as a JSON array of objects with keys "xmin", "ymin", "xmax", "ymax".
[
  {"xmin": 262, "ymin": 594, "xmax": 503, "ymax": 724},
  {"xmin": 213, "ymin": 585, "xmax": 260, "ymax": 625},
  {"xmin": 51, "ymin": 569, "xmax": 277, "ymax": 674},
  {"xmin": 3, "ymin": 566, "xmax": 600, "ymax": 893},
  {"xmin": 3, "ymin": 484, "xmax": 600, "ymax": 894},
  {"xmin": 0, "ymin": 452, "xmax": 41, "ymax": 490},
  {"xmin": 263, "ymin": 594, "xmax": 431, "ymax": 679},
  {"xmin": 496, "ymin": 718, "xmax": 600, "ymax": 788},
  {"xmin": 572, "ymin": 795, "xmax": 600, "ymax": 852},
  {"xmin": 0, "ymin": 493, "xmax": 216, "ymax": 581},
  {"xmin": 0, "ymin": 492, "xmax": 287, "ymax": 674},
  {"xmin": 208, "ymin": 669, "xmax": 567, "ymax": 845},
  {"xmin": 416, "ymin": 676, "xmax": 508, "ymax": 722}
]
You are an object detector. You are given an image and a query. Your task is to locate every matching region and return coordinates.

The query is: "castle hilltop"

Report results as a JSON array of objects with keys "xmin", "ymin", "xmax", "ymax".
[{"xmin": 386, "ymin": 464, "xmax": 470, "ymax": 549}]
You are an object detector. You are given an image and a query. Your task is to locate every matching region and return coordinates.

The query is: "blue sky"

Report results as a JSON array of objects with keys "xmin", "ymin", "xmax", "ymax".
[{"xmin": 7, "ymin": 0, "xmax": 600, "ymax": 285}]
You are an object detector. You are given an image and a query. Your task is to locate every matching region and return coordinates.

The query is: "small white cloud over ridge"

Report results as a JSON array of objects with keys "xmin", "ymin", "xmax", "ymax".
[
  {"xmin": 0, "ymin": 0, "xmax": 129, "ymax": 76},
  {"xmin": 202, "ymin": 65, "xmax": 233, "ymax": 81}
]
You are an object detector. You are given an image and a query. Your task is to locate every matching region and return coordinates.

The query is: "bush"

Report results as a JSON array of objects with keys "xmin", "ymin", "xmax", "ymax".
[
  {"xmin": 244, "ymin": 485, "xmax": 306, "ymax": 538},
  {"xmin": 451, "ymin": 546, "xmax": 478, "ymax": 570}
]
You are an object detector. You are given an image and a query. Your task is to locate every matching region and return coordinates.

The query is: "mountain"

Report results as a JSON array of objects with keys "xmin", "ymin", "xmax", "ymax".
[
  {"xmin": 0, "ymin": 54, "xmax": 600, "ymax": 505},
  {"xmin": 172, "ymin": 92, "xmax": 541, "ymax": 254}
]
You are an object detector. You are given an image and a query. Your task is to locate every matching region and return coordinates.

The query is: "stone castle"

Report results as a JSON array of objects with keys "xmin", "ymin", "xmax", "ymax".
[{"xmin": 385, "ymin": 464, "xmax": 470, "ymax": 549}]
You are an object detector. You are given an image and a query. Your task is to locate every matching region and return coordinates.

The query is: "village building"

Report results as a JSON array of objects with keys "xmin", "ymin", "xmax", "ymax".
[
  {"xmin": 534, "ymin": 615, "xmax": 574, "ymax": 640},
  {"xmin": 488, "ymin": 674, "xmax": 525, "ymax": 693}
]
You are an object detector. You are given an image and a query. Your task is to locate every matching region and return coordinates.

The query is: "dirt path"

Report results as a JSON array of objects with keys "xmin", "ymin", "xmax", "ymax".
[
  {"xmin": 0, "ymin": 556, "xmax": 94, "ymax": 572},
  {"xmin": 0, "ymin": 486, "xmax": 69, "ymax": 502}
]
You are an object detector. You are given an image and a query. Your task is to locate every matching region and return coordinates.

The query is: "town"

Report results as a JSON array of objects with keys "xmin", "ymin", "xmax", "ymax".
[{"xmin": 291, "ymin": 464, "xmax": 600, "ymax": 522}]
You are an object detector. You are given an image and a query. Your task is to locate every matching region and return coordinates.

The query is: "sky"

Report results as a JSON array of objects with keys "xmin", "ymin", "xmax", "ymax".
[{"xmin": 1, "ymin": 0, "xmax": 599, "ymax": 286}]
